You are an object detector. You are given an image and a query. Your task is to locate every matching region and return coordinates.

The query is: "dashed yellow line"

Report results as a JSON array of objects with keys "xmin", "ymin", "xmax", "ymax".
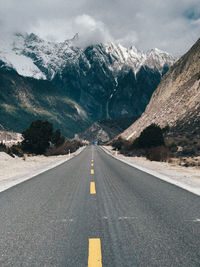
[
  {"xmin": 91, "ymin": 169, "xmax": 94, "ymax": 175},
  {"xmin": 91, "ymin": 159, "xmax": 94, "ymax": 162},
  {"xmin": 91, "ymin": 163, "xmax": 94, "ymax": 167},
  {"xmin": 90, "ymin": 182, "xmax": 96, "ymax": 194},
  {"xmin": 88, "ymin": 238, "xmax": 102, "ymax": 267}
]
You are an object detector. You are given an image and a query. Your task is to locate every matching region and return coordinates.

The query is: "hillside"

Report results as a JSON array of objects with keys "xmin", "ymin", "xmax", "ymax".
[
  {"xmin": 0, "ymin": 68, "xmax": 90, "ymax": 137},
  {"xmin": 0, "ymin": 33, "xmax": 175, "ymax": 123},
  {"xmin": 122, "ymin": 39, "xmax": 200, "ymax": 152},
  {"xmin": 79, "ymin": 117, "xmax": 137, "ymax": 144}
]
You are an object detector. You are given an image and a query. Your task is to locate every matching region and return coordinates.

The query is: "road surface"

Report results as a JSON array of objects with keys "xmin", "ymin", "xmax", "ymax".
[{"xmin": 0, "ymin": 146, "xmax": 200, "ymax": 266}]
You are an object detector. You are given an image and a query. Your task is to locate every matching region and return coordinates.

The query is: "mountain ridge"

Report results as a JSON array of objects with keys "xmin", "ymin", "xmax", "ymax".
[
  {"xmin": 0, "ymin": 33, "xmax": 175, "ymax": 80},
  {"xmin": 121, "ymin": 38, "xmax": 200, "ymax": 142},
  {"xmin": 0, "ymin": 33, "xmax": 176, "ymax": 137}
]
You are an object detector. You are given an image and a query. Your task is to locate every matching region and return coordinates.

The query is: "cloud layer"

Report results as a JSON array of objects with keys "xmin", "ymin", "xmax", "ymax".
[{"xmin": 0, "ymin": 0, "xmax": 200, "ymax": 56}]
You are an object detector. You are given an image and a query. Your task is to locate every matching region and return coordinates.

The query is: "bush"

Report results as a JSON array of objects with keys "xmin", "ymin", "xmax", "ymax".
[
  {"xmin": 22, "ymin": 120, "xmax": 54, "ymax": 154},
  {"xmin": 111, "ymin": 137, "xmax": 125, "ymax": 150},
  {"xmin": 168, "ymin": 143, "xmax": 178, "ymax": 153},
  {"xmin": 21, "ymin": 120, "xmax": 65, "ymax": 155},
  {"xmin": 0, "ymin": 142, "xmax": 7, "ymax": 152},
  {"xmin": 11, "ymin": 144, "xmax": 24, "ymax": 157},
  {"xmin": 0, "ymin": 142, "xmax": 15, "ymax": 157},
  {"xmin": 133, "ymin": 124, "xmax": 165, "ymax": 149},
  {"xmin": 46, "ymin": 139, "xmax": 83, "ymax": 156},
  {"xmin": 180, "ymin": 148, "xmax": 196, "ymax": 157},
  {"xmin": 51, "ymin": 129, "xmax": 65, "ymax": 147},
  {"xmin": 110, "ymin": 125, "xmax": 167, "ymax": 159},
  {"xmin": 146, "ymin": 146, "xmax": 170, "ymax": 161},
  {"xmin": 119, "ymin": 139, "xmax": 132, "ymax": 155},
  {"xmin": 162, "ymin": 125, "xmax": 170, "ymax": 133},
  {"xmin": 177, "ymin": 137, "xmax": 189, "ymax": 147}
]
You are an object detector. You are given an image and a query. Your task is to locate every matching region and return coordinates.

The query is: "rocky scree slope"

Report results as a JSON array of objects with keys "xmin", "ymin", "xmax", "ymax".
[{"xmin": 122, "ymin": 39, "xmax": 200, "ymax": 145}]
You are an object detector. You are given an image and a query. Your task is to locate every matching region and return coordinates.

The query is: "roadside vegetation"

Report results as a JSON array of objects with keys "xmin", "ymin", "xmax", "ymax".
[
  {"xmin": 110, "ymin": 123, "xmax": 200, "ymax": 166},
  {"xmin": 0, "ymin": 119, "xmax": 84, "ymax": 157},
  {"xmin": 111, "ymin": 124, "xmax": 169, "ymax": 161},
  {"xmin": 0, "ymin": 142, "xmax": 15, "ymax": 157}
]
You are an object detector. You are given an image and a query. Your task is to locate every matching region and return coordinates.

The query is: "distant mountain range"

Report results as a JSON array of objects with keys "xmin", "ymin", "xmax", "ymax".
[
  {"xmin": 122, "ymin": 39, "xmax": 200, "ymax": 146},
  {"xmin": 0, "ymin": 33, "xmax": 175, "ymax": 137},
  {"xmin": 79, "ymin": 116, "xmax": 138, "ymax": 144}
]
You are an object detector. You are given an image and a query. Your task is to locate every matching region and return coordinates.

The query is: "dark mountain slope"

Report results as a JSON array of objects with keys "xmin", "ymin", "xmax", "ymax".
[
  {"xmin": 53, "ymin": 44, "xmax": 173, "ymax": 121},
  {"xmin": 0, "ymin": 69, "xmax": 90, "ymax": 137}
]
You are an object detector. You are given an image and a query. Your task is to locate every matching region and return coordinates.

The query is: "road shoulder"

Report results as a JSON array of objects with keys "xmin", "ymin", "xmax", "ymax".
[
  {"xmin": 101, "ymin": 146, "xmax": 200, "ymax": 196},
  {"xmin": 0, "ymin": 146, "xmax": 86, "ymax": 193}
]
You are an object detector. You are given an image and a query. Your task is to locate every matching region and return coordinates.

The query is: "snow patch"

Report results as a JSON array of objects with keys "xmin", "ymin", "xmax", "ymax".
[{"xmin": 0, "ymin": 52, "xmax": 46, "ymax": 79}]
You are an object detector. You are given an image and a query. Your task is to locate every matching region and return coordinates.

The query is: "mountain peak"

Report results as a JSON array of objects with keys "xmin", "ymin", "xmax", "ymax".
[
  {"xmin": 72, "ymin": 33, "xmax": 79, "ymax": 41},
  {"xmin": 0, "ymin": 32, "xmax": 175, "ymax": 79},
  {"xmin": 25, "ymin": 33, "xmax": 42, "ymax": 43},
  {"xmin": 150, "ymin": 48, "xmax": 167, "ymax": 54}
]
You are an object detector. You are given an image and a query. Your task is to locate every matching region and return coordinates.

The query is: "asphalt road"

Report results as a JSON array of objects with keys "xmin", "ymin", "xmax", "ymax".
[{"xmin": 0, "ymin": 146, "xmax": 200, "ymax": 266}]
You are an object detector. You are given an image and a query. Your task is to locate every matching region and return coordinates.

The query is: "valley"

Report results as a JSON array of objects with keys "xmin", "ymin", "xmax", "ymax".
[
  {"xmin": 0, "ymin": 1, "xmax": 200, "ymax": 266},
  {"xmin": 0, "ymin": 33, "xmax": 174, "ymax": 138}
]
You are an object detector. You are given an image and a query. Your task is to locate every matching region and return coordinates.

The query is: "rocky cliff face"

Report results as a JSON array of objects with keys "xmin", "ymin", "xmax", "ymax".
[{"xmin": 122, "ymin": 39, "xmax": 200, "ymax": 141}]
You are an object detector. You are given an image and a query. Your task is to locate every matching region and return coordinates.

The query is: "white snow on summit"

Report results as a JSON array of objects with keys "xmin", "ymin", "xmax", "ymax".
[
  {"xmin": 0, "ymin": 33, "xmax": 175, "ymax": 79},
  {"xmin": 0, "ymin": 35, "xmax": 46, "ymax": 79},
  {"xmin": 0, "ymin": 53, "xmax": 46, "ymax": 80},
  {"xmin": 104, "ymin": 43, "xmax": 147, "ymax": 74},
  {"xmin": 144, "ymin": 48, "xmax": 175, "ymax": 72}
]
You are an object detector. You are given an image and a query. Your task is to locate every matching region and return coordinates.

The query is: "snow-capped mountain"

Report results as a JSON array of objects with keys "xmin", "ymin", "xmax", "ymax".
[
  {"xmin": 0, "ymin": 33, "xmax": 176, "ymax": 137},
  {"xmin": 0, "ymin": 35, "xmax": 45, "ymax": 79},
  {"xmin": 0, "ymin": 33, "xmax": 175, "ymax": 80}
]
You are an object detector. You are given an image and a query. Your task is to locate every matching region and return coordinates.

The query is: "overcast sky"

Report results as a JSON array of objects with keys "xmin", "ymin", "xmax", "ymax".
[{"xmin": 0, "ymin": 0, "xmax": 200, "ymax": 56}]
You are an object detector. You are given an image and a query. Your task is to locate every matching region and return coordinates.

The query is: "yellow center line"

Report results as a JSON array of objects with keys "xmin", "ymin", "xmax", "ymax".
[
  {"xmin": 91, "ymin": 159, "xmax": 94, "ymax": 162},
  {"xmin": 91, "ymin": 163, "xmax": 94, "ymax": 167},
  {"xmin": 88, "ymin": 238, "xmax": 102, "ymax": 267},
  {"xmin": 90, "ymin": 182, "xmax": 96, "ymax": 194},
  {"xmin": 91, "ymin": 169, "xmax": 94, "ymax": 175}
]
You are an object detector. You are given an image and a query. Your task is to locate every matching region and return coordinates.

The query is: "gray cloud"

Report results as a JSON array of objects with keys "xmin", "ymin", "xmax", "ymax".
[{"xmin": 0, "ymin": 0, "xmax": 200, "ymax": 56}]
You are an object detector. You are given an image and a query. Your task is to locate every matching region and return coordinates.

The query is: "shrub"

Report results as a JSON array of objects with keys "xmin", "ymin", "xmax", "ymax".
[
  {"xmin": 11, "ymin": 144, "xmax": 24, "ymax": 157},
  {"xmin": 51, "ymin": 129, "xmax": 65, "ymax": 147},
  {"xmin": 46, "ymin": 139, "xmax": 83, "ymax": 156},
  {"xmin": 0, "ymin": 142, "xmax": 7, "ymax": 152},
  {"xmin": 22, "ymin": 120, "xmax": 54, "ymax": 154},
  {"xmin": 177, "ymin": 137, "xmax": 189, "ymax": 147},
  {"xmin": 146, "ymin": 146, "xmax": 170, "ymax": 162},
  {"xmin": 162, "ymin": 125, "xmax": 170, "ymax": 133},
  {"xmin": 120, "ymin": 140, "xmax": 132, "ymax": 155},
  {"xmin": 133, "ymin": 124, "xmax": 165, "ymax": 149},
  {"xmin": 111, "ymin": 137, "xmax": 125, "ymax": 150},
  {"xmin": 180, "ymin": 148, "xmax": 196, "ymax": 157},
  {"xmin": 21, "ymin": 120, "xmax": 66, "ymax": 155},
  {"xmin": 168, "ymin": 142, "xmax": 178, "ymax": 153},
  {"xmin": 0, "ymin": 142, "xmax": 14, "ymax": 157}
]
